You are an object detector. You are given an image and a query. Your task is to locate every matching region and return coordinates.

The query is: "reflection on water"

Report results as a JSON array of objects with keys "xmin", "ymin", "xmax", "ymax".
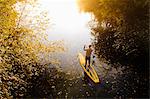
[
  {"xmin": 37, "ymin": 0, "xmax": 147, "ymax": 98},
  {"xmin": 39, "ymin": 0, "xmax": 92, "ymax": 74}
]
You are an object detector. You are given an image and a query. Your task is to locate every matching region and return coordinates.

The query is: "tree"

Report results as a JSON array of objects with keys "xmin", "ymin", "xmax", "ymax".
[
  {"xmin": 0, "ymin": 0, "xmax": 64, "ymax": 98},
  {"xmin": 78, "ymin": 0, "xmax": 149, "ymax": 98},
  {"xmin": 78, "ymin": 0, "xmax": 149, "ymax": 68}
]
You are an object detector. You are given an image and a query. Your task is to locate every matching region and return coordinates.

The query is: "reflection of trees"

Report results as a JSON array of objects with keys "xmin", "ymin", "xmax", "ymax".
[
  {"xmin": 78, "ymin": 0, "xmax": 149, "ymax": 98},
  {"xmin": 78, "ymin": 0, "xmax": 149, "ymax": 68}
]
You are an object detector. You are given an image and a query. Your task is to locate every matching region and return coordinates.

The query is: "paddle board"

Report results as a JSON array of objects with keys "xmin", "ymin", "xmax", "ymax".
[{"xmin": 78, "ymin": 53, "xmax": 100, "ymax": 83}]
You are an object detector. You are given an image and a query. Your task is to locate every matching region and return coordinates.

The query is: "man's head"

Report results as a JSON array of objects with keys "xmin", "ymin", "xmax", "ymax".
[
  {"xmin": 93, "ymin": 55, "xmax": 95, "ymax": 58},
  {"xmin": 89, "ymin": 45, "xmax": 92, "ymax": 48}
]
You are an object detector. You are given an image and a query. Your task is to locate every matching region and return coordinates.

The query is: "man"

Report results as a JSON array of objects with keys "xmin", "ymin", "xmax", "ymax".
[{"xmin": 83, "ymin": 45, "xmax": 93, "ymax": 69}]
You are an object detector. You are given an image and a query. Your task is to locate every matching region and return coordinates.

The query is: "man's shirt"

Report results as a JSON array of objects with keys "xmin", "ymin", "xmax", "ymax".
[{"xmin": 85, "ymin": 48, "xmax": 93, "ymax": 57}]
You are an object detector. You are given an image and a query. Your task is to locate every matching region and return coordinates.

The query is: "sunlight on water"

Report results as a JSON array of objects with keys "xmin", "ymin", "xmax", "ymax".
[
  {"xmin": 38, "ymin": 0, "xmax": 92, "ymax": 46},
  {"xmin": 38, "ymin": 0, "xmax": 92, "ymax": 75},
  {"xmin": 37, "ymin": 1, "xmax": 127, "ymax": 91},
  {"xmin": 37, "ymin": 1, "xmax": 126, "ymax": 85}
]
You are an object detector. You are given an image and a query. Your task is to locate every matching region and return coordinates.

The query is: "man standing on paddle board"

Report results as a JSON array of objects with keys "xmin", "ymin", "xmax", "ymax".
[{"xmin": 83, "ymin": 45, "xmax": 93, "ymax": 69}]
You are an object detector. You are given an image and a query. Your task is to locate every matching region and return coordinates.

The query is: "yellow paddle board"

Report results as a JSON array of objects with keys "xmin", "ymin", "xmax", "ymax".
[{"xmin": 78, "ymin": 53, "xmax": 100, "ymax": 83}]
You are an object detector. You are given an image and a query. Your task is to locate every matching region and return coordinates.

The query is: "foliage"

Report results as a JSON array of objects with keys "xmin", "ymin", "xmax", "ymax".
[
  {"xmin": 78, "ymin": 0, "xmax": 149, "ymax": 68},
  {"xmin": 0, "ymin": 0, "xmax": 64, "ymax": 98},
  {"xmin": 78, "ymin": 0, "xmax": 149, "ymax": 97}
]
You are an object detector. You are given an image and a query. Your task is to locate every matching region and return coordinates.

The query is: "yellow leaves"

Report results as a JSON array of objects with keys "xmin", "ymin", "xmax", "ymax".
[
  {"xmin": 8, "ymin": 76, "xmax": 18, "ymax": 81},
  {"xmin": 0, "ymin": 0, "xmax": 49, "ymax": 98},
  {"xmin": 0, "ymin": 0, "xmax": 64, "ymax": 88},
  {"xmin": 0, "ymin": 47, "xmax": 6, "ymax": 57},
  {"xmin": 0, "ymin": 0, "xmax": 4, "ymax": 2}
]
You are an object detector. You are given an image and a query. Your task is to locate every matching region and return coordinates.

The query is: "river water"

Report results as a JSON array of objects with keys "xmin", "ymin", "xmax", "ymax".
[
  {"xmin": 41, "ymin": 0, "xmax": 92, "ymax": 74},
  {"xmin": 37, "ymin": 0, "xmax": 148, "ymax": 98},
  {"xmin": 41, "ymin": 0, "xmax": 122, "ymax": 79}
]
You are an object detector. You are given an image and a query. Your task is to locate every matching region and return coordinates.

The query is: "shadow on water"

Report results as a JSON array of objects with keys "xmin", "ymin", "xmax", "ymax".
[
  {"xmin": 59, "ymin": 58, "xmax": 148, "ymax": 98},
  {"xmin": 64, "ymin": 76, "xmax": 113, "ymax": 98},
  {"xmin": 24, "ymin": 53, "xmax": 148, "ymax": 98}
]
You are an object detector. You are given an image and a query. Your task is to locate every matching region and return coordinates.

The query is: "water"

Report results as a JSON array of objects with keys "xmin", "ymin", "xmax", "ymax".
[
  {"xmin": 36, "ymin": 0, "xmax": 148, "ymax": 98},
  {"xmin": 39, "ymin": 0, "xmax": 92, "ymax": 74}
]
